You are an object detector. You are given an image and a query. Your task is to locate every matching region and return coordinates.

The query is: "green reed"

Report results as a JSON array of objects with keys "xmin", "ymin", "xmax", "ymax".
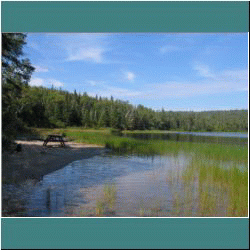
[
  {"xmin": 170, "ymin": 157, "xmax": 248, "ymax": 217},
  {"xmin": 34, "ymin": 128, "xmax": 247, "ymax": 163},
  {"xmin": 95, "ymin": 182, "xmax": 117, "ymax": 216},
  {"xmin": 35, "ymin": 128, "xmax": 248, "ymax": 217}
]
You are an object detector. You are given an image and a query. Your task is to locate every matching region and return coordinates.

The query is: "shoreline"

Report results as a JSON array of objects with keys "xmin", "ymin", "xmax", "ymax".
[
  {"xmin": 2, "ymin": 140, "xmax": 107, "ymax": 185},
  {"xmin": 123, "ymin": 130, "xmax": 248, "ymax": 135},
  {"xmin": 2, "ymin": 140, "xmax": 107, "ymax": 216}
]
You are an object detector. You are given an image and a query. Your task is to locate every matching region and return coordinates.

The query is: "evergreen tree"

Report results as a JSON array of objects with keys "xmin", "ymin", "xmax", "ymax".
[{"xmin": 2, "ymin": 33, "xmax": 34, "ymax": 148}]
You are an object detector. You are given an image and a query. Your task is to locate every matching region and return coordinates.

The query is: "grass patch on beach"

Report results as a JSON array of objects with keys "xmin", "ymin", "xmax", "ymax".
[{"xmin": 33, "ymin": 127, "xmax": 111, "ymax": 145}]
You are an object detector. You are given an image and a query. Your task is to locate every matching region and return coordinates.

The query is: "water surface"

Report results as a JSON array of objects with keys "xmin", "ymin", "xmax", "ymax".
[
  {"xmin": 124, "ymin": 131, "xmax": 248, "ymax": 145},
  {"xmin": 3, "ymin": 153, "xmax": 188, "ymax": 217},
  {"xmin": 2, "ymin": 131, "xmax": 247, "ymax": 217}
]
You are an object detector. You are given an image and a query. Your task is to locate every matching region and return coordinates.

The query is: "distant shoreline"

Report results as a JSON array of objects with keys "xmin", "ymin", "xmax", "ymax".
[{"xmin": 123, "ymin": 130, "xmax": 248, "ymax": 135}]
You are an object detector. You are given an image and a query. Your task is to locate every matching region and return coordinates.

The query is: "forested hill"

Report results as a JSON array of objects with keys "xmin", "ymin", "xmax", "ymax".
[
  {"xmin": 2, "ymin": 33, "xmax": 248, "ymax": 150},
  {"xmin": 18, "ymin": 85, "xmax": 248, "ymax": 132}
]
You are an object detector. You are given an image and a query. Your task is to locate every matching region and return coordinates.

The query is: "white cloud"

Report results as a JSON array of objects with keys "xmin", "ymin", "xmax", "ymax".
[
  {"xmin": 88, "ymin": 82, "xmax": 142, "ymax": 99},
  {"xmin": 193, "ymin": 63, "xmax": 248, "ymax": 86},
  {"xmin": 220, "ymin": 69, "xmax": 248, "ymax": 82},
  {"xmin": 89, "ymin": 89, "xmax": 141, "ymax": 99},
  {"xmin": 68, "ymin": 47, "xmax": 105, "ymax": 63},
  {"xmin": 29, "ymin": 77, "xmax": 64, "ymax": 87},
  {"xmin": 86, "ymin": 80, "xmax": 97, "ymax": 86},
  {"xmin": 29, "ymin": 77, "xmax": 45, "ymax": 87},
  {"xmin": 34, "ymin": 65, "xmax": 49, "ymax": 73},
  {"xmin": 48, "ymin": 79, "xmax": 64, "ymax": 87},
  {"xmin": 60, "ymin": 34, "xmax": 110, "ymax": 63},
  {"xmin": 193, "ymin": 63, "xmax": 215, "ymax": 78},
  {"xmin": 143, "ymin": 68, "xmax": 248, "ymax": 99},
  {"xmin": 125, "ymin": 71, "xmax": 136, "ymax": 81},
  {"xmin": 84, "ymin": 66, "xmax": 247, "ymax": 101}
]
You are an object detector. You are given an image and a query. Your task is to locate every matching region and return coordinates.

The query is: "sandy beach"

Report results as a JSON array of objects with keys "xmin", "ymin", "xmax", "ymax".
[
  {"xmin": 2, "ymin": 140, "xmax": 107, "ymax": 216},
  {"xmin": 2, "ymin": 140, "xmax": 106, "ymax": 184}
]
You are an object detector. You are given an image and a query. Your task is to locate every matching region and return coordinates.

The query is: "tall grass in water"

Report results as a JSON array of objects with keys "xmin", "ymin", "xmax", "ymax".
[
  {"xmin": 95, "ymin": 182, "xmax": 117, "ymax": 216},
  {"xmin": 170, "ymin": 157, "xmax": 248, "ymax": 217},
  {"xmin": 104, "ymin": 133, "xmax": 247, "ymax": 163},
  {"xmin": 34, "ymin": 128, "xmax": 247, "ymax": 162},
  {"xmin": 35, "ymin": 128, "xmax": 247, "ymax": 216}
]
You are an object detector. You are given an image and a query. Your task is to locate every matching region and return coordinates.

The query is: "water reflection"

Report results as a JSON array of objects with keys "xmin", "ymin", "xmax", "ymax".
[
  {"xmin": 2, "ymin": 130, "xmax": 247, "ymax": 217},
  {"xmin": 124, "ymin": 131, "xmax": 248, "ymax": 145},
  {"xmin": 8, "ymin": 153, "xmax": 188, "ymax": 217}
]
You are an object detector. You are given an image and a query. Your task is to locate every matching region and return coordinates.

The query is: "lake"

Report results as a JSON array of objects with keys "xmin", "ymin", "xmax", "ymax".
[
  {"xmin": 10, "ymin": 154, "xmax": 186, "ymax": 217},
  {"xmin": 123, "ymin": 131, "xmax": 248, "ymax": 145},
  {"xmin": 2, "ymin": 131, "xmax": 248, "ymax": 217}
]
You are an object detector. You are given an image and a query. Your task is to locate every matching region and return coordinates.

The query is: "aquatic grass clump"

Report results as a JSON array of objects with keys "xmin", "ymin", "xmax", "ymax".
[
  {"xmin": 95, "ymin": 182, "xmax": 117, "ymax": 216},
  {"xmin": 103, "ymin": 182, "xmax": 117, "ymax": 210},
  {"xmin": 104, "ymin": 136, "xmax": 247, "ymax": 163},
  {"xmin": 95, "ymin": 200, "xmax": 106, "ymax": 216},
  {"xmin": 193, "ymin": 143, "xmax": 248, "ymax": 164},
  {"xmin": 170, "ymin": 157, "xmax": 248, "ymax": 217}
]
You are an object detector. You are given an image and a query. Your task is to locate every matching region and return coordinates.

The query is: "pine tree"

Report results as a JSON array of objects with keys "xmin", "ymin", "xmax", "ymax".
[{"xmin": 2, "ymin": 33, "xmax": 34, "ymax": 148}]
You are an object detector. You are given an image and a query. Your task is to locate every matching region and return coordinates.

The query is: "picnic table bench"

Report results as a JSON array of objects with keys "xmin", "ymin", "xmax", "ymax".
[{"xmin": 43, "ymin": 134, "xmax": 65, "ymax": 147}]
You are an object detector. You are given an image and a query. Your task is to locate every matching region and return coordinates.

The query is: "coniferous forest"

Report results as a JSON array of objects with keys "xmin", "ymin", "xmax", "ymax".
[
  {"xmin": 18, "ymin": 85, "xmax": 248, "ymax": 133},
  {"xmin": 2, "ymin": 33, "xmax": 248, "ymax": 148}
]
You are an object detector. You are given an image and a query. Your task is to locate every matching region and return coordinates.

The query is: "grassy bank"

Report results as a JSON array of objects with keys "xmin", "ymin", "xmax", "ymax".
[{"xmin": 33, "ymin": 128, "xmax": 248, "ymax": 163}]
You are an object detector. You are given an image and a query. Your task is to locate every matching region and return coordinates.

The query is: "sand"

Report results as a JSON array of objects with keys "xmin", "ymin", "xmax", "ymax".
[
  {"xmin": 2, "ymin": 140, "xmax": 107, "ymax": 184},
  {"xmin": 2, "ymin": 140, "xmax": 108, "ymax": 216}
]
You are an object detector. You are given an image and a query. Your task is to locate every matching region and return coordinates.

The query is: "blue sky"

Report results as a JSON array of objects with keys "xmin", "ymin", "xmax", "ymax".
[{"xmin": 24, "ymin": 33, "xmax": 248, "ymax": 111}]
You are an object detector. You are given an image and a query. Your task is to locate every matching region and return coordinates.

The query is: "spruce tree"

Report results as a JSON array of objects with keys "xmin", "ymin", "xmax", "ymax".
[{"xmin": 2, "ymin": 33, "xmax": 34, "ymax": 148}]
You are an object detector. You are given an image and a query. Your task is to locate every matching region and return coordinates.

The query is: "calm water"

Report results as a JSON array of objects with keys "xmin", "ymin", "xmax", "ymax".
[
  {"xmin": 123, "ymin": 131, "xmax": 248, "ymax": 145},
  {"xmin": 3, "ymin": 153, "xmax": 189, "ymax": 217},
  {"xmin": 2, "ymin": 131, "xmax": 247, "ymax": 217}
]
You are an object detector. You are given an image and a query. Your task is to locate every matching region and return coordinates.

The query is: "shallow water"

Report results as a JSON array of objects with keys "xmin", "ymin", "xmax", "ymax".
[
  {"xmin": 2, "ymin": 131, "xmax": 247, "ymax": 217},
  {"xmin": 3, "ymin": 153, "xmax": 189, "ymax": 217}
]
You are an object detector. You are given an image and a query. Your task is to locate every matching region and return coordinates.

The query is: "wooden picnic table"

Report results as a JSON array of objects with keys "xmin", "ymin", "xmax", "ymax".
[{"xmin": 43, "ymin": 134, "xmax": 65, "ymax": 147}]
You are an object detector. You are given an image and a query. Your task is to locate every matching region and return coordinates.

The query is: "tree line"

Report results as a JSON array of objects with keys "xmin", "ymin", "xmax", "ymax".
[
  {"xmin": 2, "ymin": 33, "xmax": 248, "ymax": 148},
  {"xmin": 18, "ymin": 85, "xmax": 248, "ymax": 133}
]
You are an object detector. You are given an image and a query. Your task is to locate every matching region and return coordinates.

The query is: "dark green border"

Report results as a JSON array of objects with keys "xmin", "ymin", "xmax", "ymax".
[
  {"xmin": 1, "ymin": 1, "xmax": 249, "ymax": 249},
  {"xmin": 1, "ymin": 1, "xmax": 249, "ymax": 32}
]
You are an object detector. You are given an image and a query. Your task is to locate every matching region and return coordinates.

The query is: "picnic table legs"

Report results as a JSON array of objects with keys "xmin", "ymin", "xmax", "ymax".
[{"xmin": 43, "ymin": 137, "xmax": 65, "ymax": 147}]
